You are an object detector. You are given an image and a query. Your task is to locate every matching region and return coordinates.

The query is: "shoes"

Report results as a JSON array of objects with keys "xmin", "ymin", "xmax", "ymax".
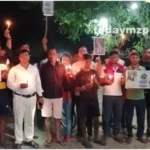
[
  {"xmin": 66, "ymin": 135, "xmax": 71, "ymax": 142},
  {"xmin": 114, "ymin": 134, "xmax": 124, "ymax": 143},
  {"xmin": 126, "ymin": 137, "xmax": 132, "ymax": 144},
  {"xmin": 82, "ymin": 141, "xmax": 93, "ymax": 148},
  {"xmin": 137, "ymin": 136, "xmax": 147, "ymax": 143},
  {"xmin": 99, "ymin": 135, "xmax": 108, "ymax": 146}
]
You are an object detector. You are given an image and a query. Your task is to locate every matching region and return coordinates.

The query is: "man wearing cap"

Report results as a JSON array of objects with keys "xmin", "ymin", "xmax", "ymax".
[{"xmin": 7, "ymin": 49, "xmax": 43, "ymax": 149}]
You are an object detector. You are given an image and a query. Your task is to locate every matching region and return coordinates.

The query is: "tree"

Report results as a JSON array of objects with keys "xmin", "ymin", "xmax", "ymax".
[
  {"xmin": 54, "ymin": 1, "xmax": 150, "ymax": 54},
  {"xmin": 17, "ymin": 1, "xmax": 150, "ymax": 54}
]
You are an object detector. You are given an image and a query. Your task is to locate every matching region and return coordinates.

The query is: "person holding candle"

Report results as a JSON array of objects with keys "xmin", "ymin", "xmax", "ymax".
[
  {"xmin": 140, "ymin": 48, "xmax": 150, "ymax": 139},
  {"xmin": 61, "ymin": 53, "xmax": 73, "ymax": 142},
  {"xmin": 100, "ymin": 51, "xmax": 125, "ymax": 145},
  {"xmin": 72, "ymin": 48, "xmax": 97, "ymax": 141},
  {"xmin": 4, "ymin": 29, "xmax": 47, "ymax": 66},
  {"xmin": 125, "ymin": 52, "xmax": 147, "ymax": 144},
  {"xmin": 75, "ymin": 54, "xmax": 100, "ymax": 148},
  {"xmin": 7, "ymin": 49, "xmax": 43, "ymax": 149},
  {"xmin": 40, "ymin": 48, "xmax": 71, "ymax": 146},
  {"xmin": 0, "ymin": 41, "xmax": 12, "ymax": 148}
]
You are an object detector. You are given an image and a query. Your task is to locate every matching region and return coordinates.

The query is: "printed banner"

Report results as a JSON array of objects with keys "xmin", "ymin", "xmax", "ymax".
[{"xmin": 125, "ymin": 70, "xmax": 150, "ymax": 89}]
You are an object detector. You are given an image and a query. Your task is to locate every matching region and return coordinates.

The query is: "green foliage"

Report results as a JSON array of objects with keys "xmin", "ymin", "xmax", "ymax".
[{"xmin": 54, "ymin": 1, "xmax": 150, "ymax": 52}]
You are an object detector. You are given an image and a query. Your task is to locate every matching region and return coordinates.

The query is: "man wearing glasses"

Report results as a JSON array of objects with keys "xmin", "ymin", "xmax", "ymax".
[{"xmin": 7, "ymin": 49, "xmax": 43, "ymax": 149}]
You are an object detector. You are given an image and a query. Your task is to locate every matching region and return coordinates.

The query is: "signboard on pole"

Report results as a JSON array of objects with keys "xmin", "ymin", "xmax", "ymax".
[
  {"xmin": 42, "ymin": 1, "xmax": 54, "ymax": 16},
  {"xmin": 93, "ymin": 37, "xmax": 105, "ymax": 55}
]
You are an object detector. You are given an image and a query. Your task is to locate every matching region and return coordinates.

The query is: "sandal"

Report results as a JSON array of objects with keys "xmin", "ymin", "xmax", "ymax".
[
  {"xmin": 56, "ymin": 140, "xmax": 66, "ymax": 146},
  {"xmin": 24, "ymin": 140, "xmax": 39, "ymax": 148},
  {"xmin": 44, "ymin": 140, "xmax": 52, "ymax": 147}
]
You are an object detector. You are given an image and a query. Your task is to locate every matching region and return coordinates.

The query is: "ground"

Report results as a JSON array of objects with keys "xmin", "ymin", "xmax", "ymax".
[
  {"xmin": 0, "ymin": 87, "xmax": 149, "ymax": 149},
  {"xmin": 0, "ymin": 115, "xmax": 150, "ymax": 149}
]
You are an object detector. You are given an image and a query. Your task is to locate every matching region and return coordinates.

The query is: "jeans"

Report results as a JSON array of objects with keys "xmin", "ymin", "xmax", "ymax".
[
  {"xmin": 63, "ymin": 100, "xmax": 72, "ymax": 136},
  {"xmin": 125, "ymin": 99, "xmax": 146, "ymax": 137},
  {"xmin": 121, "ymin": 101, "xmax": 126, "ymax": 129},
  {"xmin": 102, "ymin": 95, "xmax": 123, "ymax": 136}
]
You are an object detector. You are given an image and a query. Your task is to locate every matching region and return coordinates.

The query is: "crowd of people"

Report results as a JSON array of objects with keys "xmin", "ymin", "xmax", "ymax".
[{"xmin": 0, "ymin": 29, "xmax": 150, "ymax": 149}]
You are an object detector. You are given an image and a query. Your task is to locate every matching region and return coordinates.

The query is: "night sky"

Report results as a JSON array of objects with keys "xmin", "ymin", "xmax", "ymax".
[{"xmin": 0, "ymin": 1, "xmax": 93, "ymax": 57}]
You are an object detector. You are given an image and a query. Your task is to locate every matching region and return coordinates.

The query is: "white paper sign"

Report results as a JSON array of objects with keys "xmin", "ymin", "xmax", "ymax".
[
  {"xmin": 125, "ymin": 70, "xmax": 150, "ymax": 89},
  {"xmin": 42, "ymin": 1, "xmax": 54, "ymax": 16},
  {"xmin": 93, "ymin": 37, "xmax": 105, "ymax": 55}
]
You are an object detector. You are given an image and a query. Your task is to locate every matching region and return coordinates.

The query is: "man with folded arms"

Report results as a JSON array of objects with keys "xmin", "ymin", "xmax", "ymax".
[{"xmin": 7, "ymin": 49, "xmax": 43, "ymax": 149}]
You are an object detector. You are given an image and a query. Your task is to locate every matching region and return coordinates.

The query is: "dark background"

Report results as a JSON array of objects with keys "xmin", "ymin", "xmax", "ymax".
[{"xmin": 0, "ymin": 1, "xmax": 94, "ymax": 57}]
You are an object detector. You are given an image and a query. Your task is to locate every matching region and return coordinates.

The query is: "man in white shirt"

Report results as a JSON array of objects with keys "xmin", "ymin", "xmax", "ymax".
[
  {"xmin": 100, "ymin": 51, "xmax": 125, "ymax": 146},
  {"xmin": 7, "ymin": 49, "xmax": 43, "ymax": 149}
]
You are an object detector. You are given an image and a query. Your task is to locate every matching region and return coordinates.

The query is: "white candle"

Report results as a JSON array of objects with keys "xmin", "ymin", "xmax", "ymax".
[{"xmin": 91, "ymin": 74, "xmax": 95, "ymax": 83}]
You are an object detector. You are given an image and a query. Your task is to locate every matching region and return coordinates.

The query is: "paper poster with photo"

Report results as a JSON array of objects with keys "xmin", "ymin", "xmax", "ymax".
[
  {"xmin": 138, "ymin": 70, "xmax": 150, "ymax": 88},
  {"xmin": 125, "ymin": 70, "xmax": 150, "ymax": 89},
  {"xmin": 93, "ymin": 37, "xmax": 105, "ymax": 55},
  {"xmin": 125, "ymin": 70, "xmax": 138, "ymax": 89}
]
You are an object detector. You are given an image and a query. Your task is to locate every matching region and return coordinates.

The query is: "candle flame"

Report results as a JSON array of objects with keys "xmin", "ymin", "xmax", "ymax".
[
  {"xmin": 5, "ymin": 20, "xmax": 11, "ymax": 29},
  {"xmin": 108, "ymin": 74, "xmax": 113, "ymax": 79},
  {"xmin": 65, "ymin": 65, "xmax": 72, "ymax": 70}
]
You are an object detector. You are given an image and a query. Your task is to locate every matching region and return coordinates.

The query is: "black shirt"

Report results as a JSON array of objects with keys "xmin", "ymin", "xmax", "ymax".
[
  {"xmin": 40, "ymin": 62, "xmax": 70, "ymax": 99},
  {"xmin": 75, "ymin": 69, "xmax": 99, "ymax": 99}
]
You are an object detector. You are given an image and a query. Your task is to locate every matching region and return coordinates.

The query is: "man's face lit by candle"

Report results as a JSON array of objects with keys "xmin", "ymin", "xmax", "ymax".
[
  {"xmin": 84, "ymin": 59, "xmax": 92, "ymax": 69},
  {"xmin": 19, "ymin": 51, "xmax": 30, "ymax": 64},
  {"xmin": 62, "ymin": 55, "xmax": 71, "ymax": 66},
  {"xmin": 78, "ymin": 46, "xmax": 88, "ymax": 58},
  {"xmin": 129, "ymin": 53, "xmax": 140, "ymax": 65},
  {"xmin": 109, "ymin": 53, "xmax": 119, "ymax": 64},
  {"xmin": 47, "ymin": 48, "xmax": 58, "ymax": 64}
]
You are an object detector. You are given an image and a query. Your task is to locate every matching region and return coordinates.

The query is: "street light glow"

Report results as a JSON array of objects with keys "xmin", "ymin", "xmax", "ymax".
[
  {"xmin": 131, "ymin": 3, "xmax": 138, "ymax": 10},
  {"xmin": 98, "ymin": 17, "xmax": 108, "ymax": 28}
]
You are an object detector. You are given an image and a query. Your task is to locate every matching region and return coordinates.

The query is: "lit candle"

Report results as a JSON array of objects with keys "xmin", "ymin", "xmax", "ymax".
[
  {"xmin": 57, "ymin": 58, "xmax": 60, "ymax": 63},
  {"xmin": 108, "ymin": 74, "xmax": 113, "ymax": 80},
  {"xmin": 6, "ymin": 20, "xmax": 11, "ymax": 30},
  {"xmin": 65, "ymin": 65, "xmax": 72, "ymax": 70},
  {"xmin": 65, "ymin": 65, "xmax": 72, "ymax": 76},
  {"xmin": 91, "ymin": 74, "xmax": 95, "ymax": 83}
]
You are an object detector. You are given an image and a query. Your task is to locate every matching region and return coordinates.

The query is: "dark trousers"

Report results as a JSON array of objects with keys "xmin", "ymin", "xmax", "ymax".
[
  {"xmin": 125, "ymin": 100, "xmax": 145, "ymax": 137},
  {"xmin": 121, "ymin": 102, "xmax": 126, "ymax": 129},
  {"xmin": 86, "ymin": 113, "xmax": 93, "ymax": 136},
  {"xmin": 102, "ymin": 96, "xmax": 123, "ymax": 135},
  {"xmin": 72, "ymin": 94, "xmax": 94, "ymax": 137},
  {"xmin": 145, "ymin": 92, "xmax": 150, "ymax": 135},
  {"xmin": 72, "ymin": 94, "xmax": 81, "ymax": 135}
]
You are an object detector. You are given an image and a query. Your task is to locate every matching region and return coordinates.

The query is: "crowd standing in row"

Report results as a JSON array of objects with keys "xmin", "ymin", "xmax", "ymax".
[{"xmin": 0, "ymin": 29, "xmax": 150, "ymax": 149}]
